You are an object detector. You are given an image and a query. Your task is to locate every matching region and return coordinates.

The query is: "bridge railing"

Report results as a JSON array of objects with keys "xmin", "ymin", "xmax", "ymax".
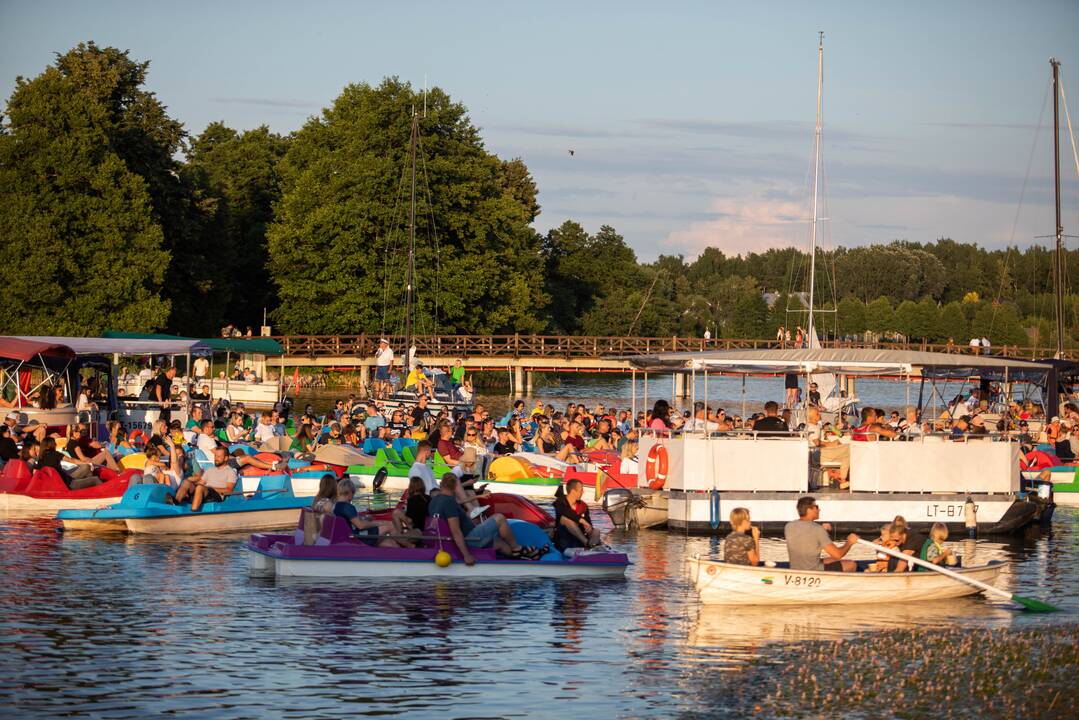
[{"xmin": 272, "ymin": 334, "xmax": 1070, "ymax": 360}]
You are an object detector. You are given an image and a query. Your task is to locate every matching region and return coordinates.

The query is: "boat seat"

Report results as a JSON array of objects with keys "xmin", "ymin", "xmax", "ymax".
[
  {"xmin": 252, "ymin": 473, "xmax": 292, "ymax": 499},
  {"xmin": 392, "ymin": 437, "xmax": 417, "ymax": 455},
  {"xmin": 400, "ymin": 446, "xmax": 417, "ymax": 464},
  {"xmin": 363, "ymin": 438, "xmax": 386, "ymax": 455},
  {"xmin": 316, "ymin": 514, "xmax": 354, "ymax": 546},
  {"xmin": 422, "ymin": 516, "xmax": 496, "ymax": 560}
]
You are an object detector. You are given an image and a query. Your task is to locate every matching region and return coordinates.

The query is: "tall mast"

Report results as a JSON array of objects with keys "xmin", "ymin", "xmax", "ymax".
[
  {"xmin": 807, "ymin": 31, "xmax": 824, "ymax": 342},
  {"xmin": 404, "ymin": 108, "xmax": 418, "ymax": 369},
  {"xmin": 1052, "ymin": 58, "xmax": 1064, "ymax": 359}
]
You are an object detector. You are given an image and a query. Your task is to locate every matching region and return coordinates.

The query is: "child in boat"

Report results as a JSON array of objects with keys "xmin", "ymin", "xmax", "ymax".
[
  {"xmin": 919, "ymin": 522, "xmax": 957, "ymax": 568},
  {"xmin": 865, "ymin": 523, "xmax": 899, "ymax": 572},
  {"xmin": 722, "ymin": 507, "xmax": 759, "ymax": 566},
  {"xmin": 332, "ymin": 479, "xmax": 401, "ymax": 547}
]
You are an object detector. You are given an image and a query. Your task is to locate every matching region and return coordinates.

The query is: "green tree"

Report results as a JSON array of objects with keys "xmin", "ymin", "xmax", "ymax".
[
  {"xmin": 186, "ymin": 122, "xmax": 288, "ymax": 329},
  {"xmin": 0, "ymin": 43, "xmax": 171, "ymax": 333},
  {"xmin": 913, "ymin": 297, "xmax": 940, "ymax": 341},
  {"xmin": 864, "ymin": 296, "xmax": 895, "ymax": 334},
  {"xmin": 894, "ymin": 300, "xmax": 919, "ymax": 340},
  {"xmin": 837, "ymin": 296, "xmax": 866, "ymax": 336},
  {"xmin": 730, "ymin": 285, "xmax": 768, "ymax": 338},
  {"xmin": 267, "ymin": 78, "xmax": 547, "ymax": 334},
  {"xmin": 935, "ymin": 301, "xmax": 969, "ymax": 343}
]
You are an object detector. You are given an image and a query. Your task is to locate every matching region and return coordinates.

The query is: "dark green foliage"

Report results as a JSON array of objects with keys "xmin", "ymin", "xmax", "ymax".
[
  {"xmin": 266, "ymin": 78, "xmax": 547, "ymax": 335},
  {"xmin": 0, "ymin": 42, "xmax": 171, "ymax": 334}
]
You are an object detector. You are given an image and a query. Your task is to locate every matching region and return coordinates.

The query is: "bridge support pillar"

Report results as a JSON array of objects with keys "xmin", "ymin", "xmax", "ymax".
[
  {"xmin": 673, "ymin": 372, "xmax": 689, "ymax": 399},
  {"xmin": 360, "ymin": 364, "xmax": 370, "ymax": 391},
  {"xmin": 525, "ymin": 370, "xmax": 534, "ymax": 396},
  {"xmin": 513, "ymin": 364, "xmax": 524, "ymax": 397}
]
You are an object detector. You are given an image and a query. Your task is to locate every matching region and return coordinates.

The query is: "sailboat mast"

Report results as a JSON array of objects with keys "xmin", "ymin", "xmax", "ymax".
[
  {"xmin": 807, "ymin": 31, "xmax": 824, "ymax": 342},
  {"xmin": 1052, "ymin": 58, "xmax": 1064, "ymax": 359},
  {"xmin": 405, "ymin": 109, "xmax": 418, "ymax": 369}
]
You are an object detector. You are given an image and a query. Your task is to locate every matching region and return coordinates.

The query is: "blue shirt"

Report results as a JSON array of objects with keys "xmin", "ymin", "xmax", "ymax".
[
  {"xmin": 428, "ymin": 493, "xmax": 473, "ymax": 535},
  {"xmin": 364, "ymin": 415, "xmax": 386, "ymax": 434}
]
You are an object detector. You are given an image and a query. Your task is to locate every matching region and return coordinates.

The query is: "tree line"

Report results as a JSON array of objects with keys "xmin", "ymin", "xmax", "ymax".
[{"xmin": 0, "ymin": 43, "xmax": 1074, "ymax": 348}]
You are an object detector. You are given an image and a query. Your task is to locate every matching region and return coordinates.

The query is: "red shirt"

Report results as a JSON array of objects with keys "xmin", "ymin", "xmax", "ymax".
[
  {"xmin": 565, "ymin": 434, "xmax": 585, "ymax": 451},
  {"xmin": 437, "ymin": 437, "xmax": 462, "ymax": 461}
]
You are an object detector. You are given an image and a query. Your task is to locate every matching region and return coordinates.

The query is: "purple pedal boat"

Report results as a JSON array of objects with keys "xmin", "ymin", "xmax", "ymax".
[{"xmin": 246, "ymin": 509, "xmax": 630, "ymax": 578}]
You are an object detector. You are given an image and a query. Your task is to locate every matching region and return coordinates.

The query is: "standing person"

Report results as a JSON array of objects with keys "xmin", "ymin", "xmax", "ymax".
[
  {"xmin": 981, "ymin": 336, "xmax": 991, "ymax": 356},
  {"xmin": 784, "ymin": 373, "xmax": 801, "ymax": 408},
  {"xmin": 192, "ymin": 355, "xmax": 210, "ymax": 381},
  {"xmin": 703, "ymin": 327, "xmax": 711, "ymax": 341},
  {"xmin": 784, "ymin": 496, "xmax": 859, "ymax": 572},
  {"xmin": 969, "ymin": 337, "xmax": 981, "ymax": 355},
  {"xmin": 776, "ymin": 325, "xmax": 786, "ymax": 348},
  {"xmin": 374, "ymin": 338, "xmax": 394, "ymax": 399},
  {"xmin": 152, "ymin": 366, "xmax": 177, "ymax": 423},
  {"xmin": 450, "ymin": 359, "xmax": 466, "ymax": 388},
  {"xmin": 648, "ymin": 400, "xmax": 672, "ymax": 432}
]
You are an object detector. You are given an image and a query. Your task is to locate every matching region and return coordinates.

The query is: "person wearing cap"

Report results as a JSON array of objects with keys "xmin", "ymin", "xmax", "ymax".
[
  {"xmin": 450, "ymin": 447, "xmax": 484, "ymax": 508},
  {"xmin": 374, "ymin": 338, "xmax": 394, "ymax": 399},
  {"xmin": 4, "ymin": 411, "xmax": 23, "ymax": 441}
]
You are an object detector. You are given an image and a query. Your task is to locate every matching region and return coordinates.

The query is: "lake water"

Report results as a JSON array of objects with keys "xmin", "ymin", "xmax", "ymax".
[{"xmin": 1, "ymin": 504, "xmax": 1076, "ymax": 718}]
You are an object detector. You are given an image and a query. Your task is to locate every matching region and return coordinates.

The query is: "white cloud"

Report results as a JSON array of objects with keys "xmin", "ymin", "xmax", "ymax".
[{"xmin": 662, "ymin": 197, "xmax": 811, "ymax": 257}]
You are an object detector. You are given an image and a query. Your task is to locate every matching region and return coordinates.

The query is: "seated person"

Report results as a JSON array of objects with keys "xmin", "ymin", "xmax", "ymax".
[
  {"xmin": 436, "ymin": 422, "xmax": 463, "ymax": 466},
  {"xmin": 404, "ymin": 364, "xmax": 434, "ymax": 398},
  {"xmin": 143, "ymin": 440, "xmax": 185, "ymax": 490},
  {"xmin": 65, "ymin": 424, "xmax": 121, "ymax": 473},
  {"xmin": 865, "ymin": 523, "xmax": 899, "ymax": 573},
  {"xmin": 332, "ymin": 479, "xmax": 399, "ymax": 547},
  {"xmin": 253, "ymin": 412, "xmax": 276, "ymax": 443},
  {"xmin": 722, "ymin": 507, "xmax": 759, "ymax": 565},
  {"xmin": 310, "ymin": 475, "xmax": 339, "ymax": 515},
  {"xmin": 391, "ymin": 477, "xmax": 430, "ymax": 546},
  {"xmin": 784, "ymin": 496, "xmax": 859, "ymax": 572},
  {"xmin": 553, "ymin": 479, "xmax": 602, "ymax": 550},
  {"xmin": 174, "ymin": 446, "xmax": 237, "ymax": 511},
  {"xmin": 428, "ymin": 474, "xmax": 541, "ymax": 564},
  {"xmin": 919, "ymin": 522, "xmax": 957, "ymax": 567},
  {"xmin": 752, "ymin": 401, "xmax": 789, "ymax": 433},
  {"xmin": 491, "ymin": 426, "xmax": 518, "ymax": 456},
  {"xmin": 225, "ymin": 412, "xmax": 249, "ymax": 442},
  {"xmin": 38, "ymin": 436, "xmax": 101, "ymax": 489},
  {"xmin": 409, "ymin": 441, "xmax": 439, "ymax": 493}
]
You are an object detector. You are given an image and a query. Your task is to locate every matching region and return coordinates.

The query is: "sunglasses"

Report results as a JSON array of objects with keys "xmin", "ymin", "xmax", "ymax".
[{"xmin": 466, "ymin": 432, "xmax": 477, "ymax": 437}]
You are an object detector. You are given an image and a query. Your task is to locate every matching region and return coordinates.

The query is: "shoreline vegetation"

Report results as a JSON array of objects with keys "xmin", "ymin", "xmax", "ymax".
[
  {"xmin": 688, "ymin": 624, "xmax": 1079, "ymax": 719},
  {"xmin": 2, "ymin": 43, "xmax": 1078, "ymax": 353},
  {"xmin": 289, "ymin": 368, "xmax": 563, "ymax": 391}
]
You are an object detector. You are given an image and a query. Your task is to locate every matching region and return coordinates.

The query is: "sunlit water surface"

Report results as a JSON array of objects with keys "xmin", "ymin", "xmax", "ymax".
[{"xmin": 1, "ymin": 503, "xmax": 1076, "ymax": 718}]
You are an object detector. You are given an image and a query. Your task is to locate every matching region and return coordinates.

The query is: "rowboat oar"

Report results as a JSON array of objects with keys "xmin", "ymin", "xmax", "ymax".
[{"xmin": 856, "ymin": 539, "xmax": 1058, "ymax": 613}]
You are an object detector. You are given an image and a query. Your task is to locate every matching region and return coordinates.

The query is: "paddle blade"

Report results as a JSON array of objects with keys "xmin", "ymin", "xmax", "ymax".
[{"xmin": 1013, "ymin": 595, "xmax": 1060, "ymax": 613}]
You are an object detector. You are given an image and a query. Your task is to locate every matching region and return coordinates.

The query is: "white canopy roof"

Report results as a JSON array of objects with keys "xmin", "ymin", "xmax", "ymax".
[
  {"xmin": 16, "ymin": 336, "xmax": 212, "ymax": 356},
  {"xmin": 623, "ymin": 348, "xmax": 1054, "ymax": 377}
]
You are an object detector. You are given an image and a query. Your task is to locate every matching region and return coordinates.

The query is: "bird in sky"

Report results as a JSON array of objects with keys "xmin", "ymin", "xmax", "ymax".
[{"xmin": 568, "ymin": 149, "xmax": 575, "ymax": 156}]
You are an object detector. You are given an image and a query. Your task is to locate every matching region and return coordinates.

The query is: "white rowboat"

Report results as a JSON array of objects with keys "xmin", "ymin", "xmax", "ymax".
[{"xmin": 690, "ymin": 555, "xmax": 1006, "ymax": 606}]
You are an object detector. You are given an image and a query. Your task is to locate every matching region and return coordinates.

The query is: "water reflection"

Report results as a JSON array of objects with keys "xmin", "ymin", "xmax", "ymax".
[{"xmin": 0, "ymin": 509, "xmax": 1075, "ymax": 718}]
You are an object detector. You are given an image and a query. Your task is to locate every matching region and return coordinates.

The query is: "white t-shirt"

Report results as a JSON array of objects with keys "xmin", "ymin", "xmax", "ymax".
[
  {"xmin": 969, "ymin": 338, "xmax": 980, "ymax": 348},
  {"xmin": 376, "ymin": 347, "xmax": 394, "ymax": 367},
  {"xmin": 196, "ymin": 433, "xmax": 218, "ymax": 457},
  {"xmin": 254, "ymin": 422, "xmax": 276, "ymax": 443},
  {"xmin": 193, "ymin": 357, "xmax": 210, "ymax": 377},
  {"xmin": 409, "ymin": 461, "xmax": 438, "ymax": 493}
]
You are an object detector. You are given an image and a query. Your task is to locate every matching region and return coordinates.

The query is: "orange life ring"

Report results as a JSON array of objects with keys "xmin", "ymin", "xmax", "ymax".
[{"xmin": 645, "ymin": 444, "xmax": 668, "ymax": 490}]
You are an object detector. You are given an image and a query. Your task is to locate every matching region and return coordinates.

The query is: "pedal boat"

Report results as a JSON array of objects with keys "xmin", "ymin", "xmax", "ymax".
[
  {"xmin": 689, "ymin": 555, "xmax": 1006, "ymax": 606},
  {"xmin": 246, "ymin": 509, "xmax": 629, "ymax": 578},
  {"xmin": 1, "ymin": 460, "xmax": 142, "ymax": 513},
  {"xmin": 57, "ymin": 476, "xmax": 310, "ymax": 534}
]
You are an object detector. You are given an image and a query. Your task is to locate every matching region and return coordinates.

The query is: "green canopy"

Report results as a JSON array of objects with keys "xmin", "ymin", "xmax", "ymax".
[{"xmin": 103, "ymin": 331, "xmax": 284, "ymax": 356}]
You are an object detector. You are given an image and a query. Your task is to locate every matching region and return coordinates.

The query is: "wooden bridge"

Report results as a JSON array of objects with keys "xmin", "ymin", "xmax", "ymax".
[{"xmin": 273, "ymin": 334, "xmax": 1064, "ymax": 395}]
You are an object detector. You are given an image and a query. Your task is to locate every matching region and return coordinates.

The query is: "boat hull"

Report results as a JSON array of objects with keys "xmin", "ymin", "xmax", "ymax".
[
  {"xmin": 603, "ymin": 488, "xmax": 669, "ymax": 529},
  {"xmin": 2, "ymin": 494, "xmax": 124, "ymax": 513},
  {"xmin": 690, "ymin": 557, "xmax": 1006, "ymax": 606},
  {"xmin": 261, "ymin": 553, "xmax": 627, "ymax": 578},
  {"xmin": 124, "ymin": 508, "xmax": 303, "ymax": 535}
]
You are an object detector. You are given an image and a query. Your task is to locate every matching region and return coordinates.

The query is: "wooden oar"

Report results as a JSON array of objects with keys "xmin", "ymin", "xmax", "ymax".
[{"xmin": 857, "ymin": 539, "xmax": 1058, "ymax": 613}]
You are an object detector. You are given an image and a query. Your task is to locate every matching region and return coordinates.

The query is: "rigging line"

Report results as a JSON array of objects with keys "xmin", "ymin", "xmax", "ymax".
[
  {"xmin": 1060, "ymin": 68, "xmax": 1079, "ymax": 181},
  {"xmin": 417, "ymin": 131, "xmax": 442, "ymax": 331},
  {"xmin": 628, "ymin": 270, "xmax": 663, "ymax": 336},
  {"xmin": 381, "ymin": 158, "xmax": 412, "ymax": 337},
  {"xmin": 988, "ymin": 76, "xmax": 1052, "ymax": 339}
]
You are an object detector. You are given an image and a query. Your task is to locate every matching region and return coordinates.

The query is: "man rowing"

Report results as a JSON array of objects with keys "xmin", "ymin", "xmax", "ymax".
[{"xmin": 784, "ymin": 496, "xmax": 859, "ymax": 572}]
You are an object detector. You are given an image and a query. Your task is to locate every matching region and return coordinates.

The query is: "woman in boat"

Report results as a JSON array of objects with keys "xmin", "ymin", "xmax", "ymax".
[
  {"xmin": 618, "ymin": 440, "xmax": 639, "ymax": 476},
  {"xmin": 105, "ymin": 421, "xmax": 134, "ymax": 457},
  {"xmin": 38, "ymin": 436, "xmax": 100, "ymax": 489},
  {"xmin": 290, "ymin": 424, "xmax": 317, "ymax": 459},
  {"xmin": 391, "ymin": 476, "xmax": 430, "ymax": 546},
  {"xmin": 506, "ymin": 416, "xmax": 526, "ymax": 449},
  {"xmin": 553, "ymin": 479, "xmax": 601, "ymax": 551},
  {"xmin": 649, "ymin": 400, "xmax": 672, "ymax": 433},
  {"xmin": 918, "ymin": 522, "xmax": 957, "ymax": 568},
  {"xmin": 310, "ymin": 475, "xmax": 338, "ymax": 515},
  {"xmin": 225, "ymin": 412, "xmax": 249, "ymax": 443},
  {"xmin": 462, "ymin": 425, "xmax": 488, "ymax": 457},
  {"xmin": 143, "ymin": 440, "xmax": 184, "ymax": 490},
  {"xmin": 723, "ymin": 507, "xmax": 759, "ymax": 566},
  {"xmin": 534, "ymin": 423, "xmax": 562, "ymax": 457}
]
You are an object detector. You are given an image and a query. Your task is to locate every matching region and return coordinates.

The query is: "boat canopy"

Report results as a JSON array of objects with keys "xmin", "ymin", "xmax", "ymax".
[
  {"xmin": 16, "ymin": 335, "xmax": 212, "ymax": 356},
  {"xmin": 102, "ymin": 331, "xmax": 284, "ymax": 356},
  {"xmin": 0, "ymin": 337, "xmax": 76, "ymax": 362},
  {"xmin": 622, "ymin": 348, "xmax": 1054, "ymax": 382}
]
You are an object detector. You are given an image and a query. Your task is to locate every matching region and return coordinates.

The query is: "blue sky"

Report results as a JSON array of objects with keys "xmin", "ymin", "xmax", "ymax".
[{"xmin": 2, "ymin": 0, "xmax": 1078, "ymax": 261}]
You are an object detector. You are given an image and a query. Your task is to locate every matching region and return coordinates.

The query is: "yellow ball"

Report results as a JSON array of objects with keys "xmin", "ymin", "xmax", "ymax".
[{"xmin": 434, "ymin": 550, "xmax": 452, "ymax": 568}]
